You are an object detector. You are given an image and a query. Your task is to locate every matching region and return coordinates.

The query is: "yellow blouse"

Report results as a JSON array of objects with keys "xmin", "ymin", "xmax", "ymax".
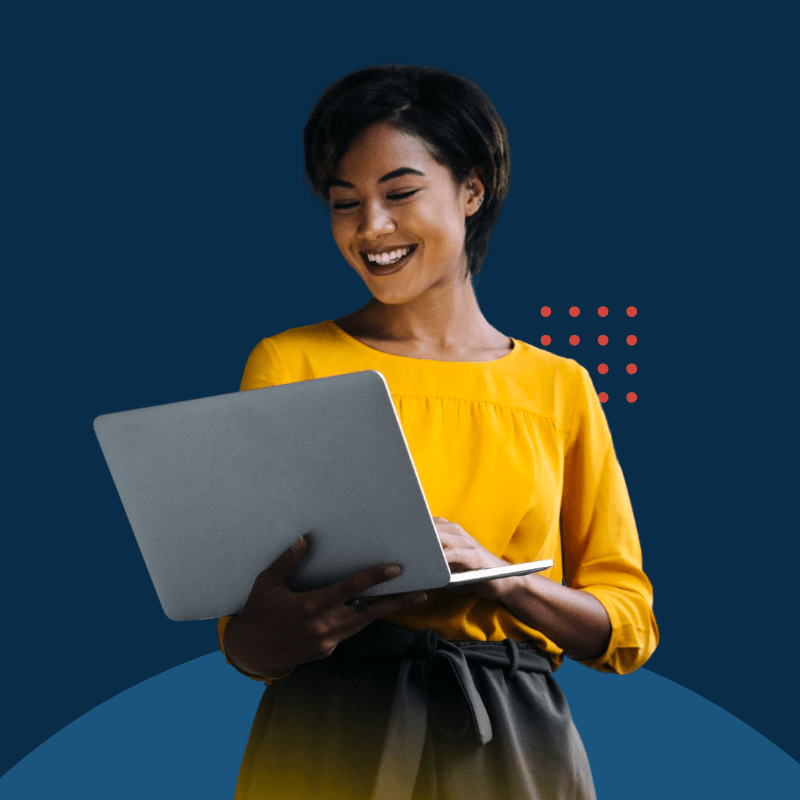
[{"xmin": 218, "ymin": 320, "xmax": 657, "ymax": 675}]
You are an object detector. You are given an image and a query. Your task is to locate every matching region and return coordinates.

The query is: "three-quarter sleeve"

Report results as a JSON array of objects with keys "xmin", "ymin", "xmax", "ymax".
[
  {"xmin": 217, "ymin": 337, "xmax": 294, "ymax": 678},
  {"xmin": 560, "ymin": 366, "xmax": 658, "ymax": 674}
]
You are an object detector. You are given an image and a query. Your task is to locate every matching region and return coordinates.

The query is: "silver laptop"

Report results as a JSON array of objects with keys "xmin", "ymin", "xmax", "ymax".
[{"xmin": 94, "ymin": 371, "xmax": 552, "ymax": 621}]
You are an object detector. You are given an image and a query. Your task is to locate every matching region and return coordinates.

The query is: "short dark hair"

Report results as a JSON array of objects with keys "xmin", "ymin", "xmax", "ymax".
[{"xmin": 303, "ymin": 65, "xmax": 511, "ymax": 276}]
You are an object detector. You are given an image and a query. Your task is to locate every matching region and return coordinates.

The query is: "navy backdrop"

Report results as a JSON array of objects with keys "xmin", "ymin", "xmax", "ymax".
[{"xmin": 3, "ymin": 0, "xmax": 797, "ymax": 787}]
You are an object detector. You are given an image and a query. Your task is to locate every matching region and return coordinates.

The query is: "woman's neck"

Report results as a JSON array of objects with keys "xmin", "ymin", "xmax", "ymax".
[{"xmin": 335, "ymin": 278, "xmax": 511, "ymax": 362}]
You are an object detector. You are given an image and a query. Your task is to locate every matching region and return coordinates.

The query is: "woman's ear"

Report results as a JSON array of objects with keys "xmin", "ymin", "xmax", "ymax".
[{"xmin": 464, "ymin": 168, "xmax": 486, "ymax": 217}]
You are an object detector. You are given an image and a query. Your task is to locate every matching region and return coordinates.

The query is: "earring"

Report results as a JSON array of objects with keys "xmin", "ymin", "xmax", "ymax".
[{"xmin": 468, "ymin": 180, "xmax": 482, "ymax": 202}]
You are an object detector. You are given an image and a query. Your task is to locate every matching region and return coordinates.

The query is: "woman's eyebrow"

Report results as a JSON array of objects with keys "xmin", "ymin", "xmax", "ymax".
[
  {"xmin": 328, "ymin": 167, "xmax": 425, "ymax": 189},
  {"xmin": 378, "ymin": 167, "xmax": 425, "ymax": 183}
]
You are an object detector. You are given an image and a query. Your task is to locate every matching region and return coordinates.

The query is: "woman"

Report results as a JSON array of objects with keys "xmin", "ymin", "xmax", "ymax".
[{"xmin": 219, "ymin": 65, "xmax": 658, "ymax": 800}]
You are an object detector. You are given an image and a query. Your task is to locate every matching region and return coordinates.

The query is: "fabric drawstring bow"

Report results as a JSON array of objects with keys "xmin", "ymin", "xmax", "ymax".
[{"xmin": 336, "ymin": 621, "xmax": 552, "ymax": 800}]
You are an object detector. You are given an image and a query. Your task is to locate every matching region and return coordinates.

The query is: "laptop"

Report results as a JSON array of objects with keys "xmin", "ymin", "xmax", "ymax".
[{"xmin": 94, "ymin": 370, "xmax": 553, "ymax": 621}]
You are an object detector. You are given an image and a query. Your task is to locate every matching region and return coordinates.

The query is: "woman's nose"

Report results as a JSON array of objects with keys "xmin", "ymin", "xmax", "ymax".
[{"xmin": 358, "ymin": 200, "xmax": 395, "ymax": 237}]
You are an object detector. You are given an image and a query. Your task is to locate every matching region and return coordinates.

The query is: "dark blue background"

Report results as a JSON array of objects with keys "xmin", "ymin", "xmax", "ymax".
[{"xmin": 3, "ymin": 0, "xmax": 797, "ymax": 779}]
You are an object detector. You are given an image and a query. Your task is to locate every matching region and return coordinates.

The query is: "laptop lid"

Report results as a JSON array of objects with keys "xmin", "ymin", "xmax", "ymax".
[{"xmin": 95, "ymin": 371, "xmax": 459, "ymax": 619}]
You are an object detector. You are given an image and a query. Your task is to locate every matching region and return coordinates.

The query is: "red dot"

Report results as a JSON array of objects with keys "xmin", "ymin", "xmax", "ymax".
[
  {"xmin": 598, "ymin": 306, "xmax": 609, "ymax": 317},
  {"xmin": 598, "ymin": 363, "xmax": 609, "ymax": 374},
  {"xmin": 598, "ymin": 392, "xmax": 609, "ymax": 403},
  {"xmin": 569, "ymin": 335, "xmax": 580, "ymax": 345},
  {"xmin": 627, "ymin": 335, "xmax": 637, "ymax": 345},
  {"xmin": 540, "ymin": 335, "xmax": 551, "ymax": 346},
  {"xmin": 627, "ymin": 363, "xmax": 637, "ymax": 374},
  {"xmin": 627, "ymin": 306, "xmax": 637, "ymax": 317},
  {"xmin": 598, "ymin": 335, "xmax": 609, "ymax": 346},
  {"xmin": 569, "ymin": 306, "xmax": 580, "ymax": 317},
  {"xmin": 627, "ymin": 392, "xmax": 637, "ymax": 403},
  {"xmin": 541, "ymin": 306, "xmax": 551, "ymax": 317}
]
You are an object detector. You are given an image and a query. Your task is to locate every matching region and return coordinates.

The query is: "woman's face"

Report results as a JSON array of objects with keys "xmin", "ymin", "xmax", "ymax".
[{"xmin": 328, "ymin": 122, "xmax": 483, "ymax": 306}]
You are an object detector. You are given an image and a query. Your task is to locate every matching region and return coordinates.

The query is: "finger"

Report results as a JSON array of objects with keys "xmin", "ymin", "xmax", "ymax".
[
  {"xmin": 443, "ymin": 549, "xmax": 468, "ymax": 567},
  {"xmin": 326, "ymin": 563, "xmax": 403, "ymax": 604},
  {"xmin": 434, "ymin": 522, "xmax": 464, "ymax": 540},
  {"xmin": 437, "ymin": 532, "xmax": 470, "ymax": 551},
  {"xmin": 256, "ymin": 535, "xmax": 310, "ymax": 587}
]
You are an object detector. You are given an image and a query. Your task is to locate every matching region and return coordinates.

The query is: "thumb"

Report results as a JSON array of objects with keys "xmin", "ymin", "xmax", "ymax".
[{"xmin": 257, "ymin": 535, "xmax": 310, "ymax": 587}]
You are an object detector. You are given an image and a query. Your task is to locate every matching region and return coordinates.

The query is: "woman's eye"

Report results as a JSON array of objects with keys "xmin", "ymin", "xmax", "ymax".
[
  {"xmin": 331, "ymin": 189, "xmax": 418, "ymax": 210},
  {"xmin": 387, "ymin": 190, "xmax": 418, "ymax": 201}
]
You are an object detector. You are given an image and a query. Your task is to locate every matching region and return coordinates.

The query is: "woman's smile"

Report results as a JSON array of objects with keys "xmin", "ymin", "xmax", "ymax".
[{"xmin": 362, "ymin": 244, "xmax": 418, "ymax": 275}]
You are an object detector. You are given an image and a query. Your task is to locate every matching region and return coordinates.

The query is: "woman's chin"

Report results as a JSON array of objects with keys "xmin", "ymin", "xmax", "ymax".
[
  {"xmin": 372, "ymin": 292, "xmax": 415, "ymax": 306},
  {"xmin": 362, "ymin": 277, "xmax": 421, "ymax": 306}
]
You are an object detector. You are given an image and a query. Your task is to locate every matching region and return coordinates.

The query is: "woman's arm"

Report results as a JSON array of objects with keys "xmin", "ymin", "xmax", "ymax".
[
  {"xmin": 438, "ymin": 364, "xmax": 657, "ymax": 673},
  {"xmin": 436, "ymin": 518, "xmax": 611, "ymax": 661},
  {"xmin": 491, "ymin": 574, "xmax": 611, "ymax": 661}
]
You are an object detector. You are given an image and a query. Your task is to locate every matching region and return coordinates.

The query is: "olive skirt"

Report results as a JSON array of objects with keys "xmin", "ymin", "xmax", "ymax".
[{"xmin": 233, "ymin": 622, "xmax": 596, "ymax": 800}]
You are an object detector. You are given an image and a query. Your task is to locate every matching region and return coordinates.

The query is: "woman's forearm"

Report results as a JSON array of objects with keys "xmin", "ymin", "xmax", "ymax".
[{"xmin": 493, "ymin": 574, "xmax": 611, "ymax": 661}]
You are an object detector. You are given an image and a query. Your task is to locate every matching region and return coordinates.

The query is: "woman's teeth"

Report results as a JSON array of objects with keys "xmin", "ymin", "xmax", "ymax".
[{"xmin": 366, "ymin": 247, "xmax": 410, "ymax": 265}]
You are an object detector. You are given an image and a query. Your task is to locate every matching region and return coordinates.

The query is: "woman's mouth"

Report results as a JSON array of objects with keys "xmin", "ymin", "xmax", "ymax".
[{"xmin": 361, "ymin": 245, "xmax": 417, "ymax": 276}]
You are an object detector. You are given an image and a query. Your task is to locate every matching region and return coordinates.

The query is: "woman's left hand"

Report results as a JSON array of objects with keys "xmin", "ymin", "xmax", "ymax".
[{"xmin": 433, "ymin": 516, "xmax": 510, "ymax": 600}]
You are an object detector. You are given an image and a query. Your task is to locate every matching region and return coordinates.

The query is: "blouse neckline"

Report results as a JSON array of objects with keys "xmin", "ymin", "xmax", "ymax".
[{"xmin": 326, "ymin": 320, "xmax": 519, "ymax": 366}]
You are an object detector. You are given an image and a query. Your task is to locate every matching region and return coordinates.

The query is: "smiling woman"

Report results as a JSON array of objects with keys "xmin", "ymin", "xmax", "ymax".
[
  {"xmin": 305, "ymin": 65, "xmax": 509, "ymax": 279},
  {"xmin": 218, "ymin": 64, "xmax": 657, "ymax": 800}
]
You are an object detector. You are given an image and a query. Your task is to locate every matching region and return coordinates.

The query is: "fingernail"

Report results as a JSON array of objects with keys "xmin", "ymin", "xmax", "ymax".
[
  {"xmin": 413, "ymin": 592, "xmax": 427, "ymax": 603},
  {"xmin": 292, "ymin": 536, "xmax": 306, "ymax": 553},
  {"xmin": 384, "ymin": 565, "xmax": 401, "ymax": 578}
]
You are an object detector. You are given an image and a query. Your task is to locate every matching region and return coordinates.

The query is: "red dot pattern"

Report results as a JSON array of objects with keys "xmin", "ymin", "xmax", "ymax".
[{"xmin": 537, "ymin": 307, "xmax": 639, "ymax": 404}]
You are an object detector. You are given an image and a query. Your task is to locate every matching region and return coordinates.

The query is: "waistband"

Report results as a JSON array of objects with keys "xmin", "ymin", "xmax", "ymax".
[{"xmin": 332, "ymin": 621, "xmax": 552, "ymax": 799}]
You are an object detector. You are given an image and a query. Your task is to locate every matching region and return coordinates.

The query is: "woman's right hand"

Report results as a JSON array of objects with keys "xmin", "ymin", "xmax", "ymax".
[{"xmin": 223, "ymin": 535, "xmax": 427, "ymax": 678}]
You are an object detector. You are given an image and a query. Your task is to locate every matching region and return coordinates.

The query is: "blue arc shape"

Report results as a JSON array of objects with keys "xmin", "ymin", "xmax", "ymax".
[{"xmin": 2, "ymin": 655, "xmax": 797, "ymax": 798}]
